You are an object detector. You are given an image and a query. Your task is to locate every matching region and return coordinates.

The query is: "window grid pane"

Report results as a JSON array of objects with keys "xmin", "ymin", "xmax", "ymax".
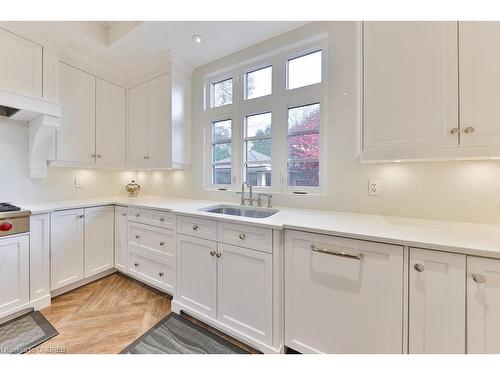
[
  {"xmin": 287, "ymin": 103, "xmax": 320, "ymax": 187},
  {"xmin": 245, "ymin": 66, "xmax": 272, "ymax": 100},
  {"xmin": 212, "ymin": 78, "xmax": 233, "ymax": 108},
  {"xmin": 212, "ymin": 120, "xmax": 232, "ymax": 185},
  {"xmin": 244, "ymin": 112, "xmax": 272, "ymax": 187},
  {"xmin": 287, "ymin": 50, "xmax": 322, "ymax": 90}
]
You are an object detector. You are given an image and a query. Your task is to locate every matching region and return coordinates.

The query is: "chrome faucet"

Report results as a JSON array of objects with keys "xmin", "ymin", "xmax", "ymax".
[{"xmin": 240, "ymin": 182, "xmax": 254, "ymax": 206}]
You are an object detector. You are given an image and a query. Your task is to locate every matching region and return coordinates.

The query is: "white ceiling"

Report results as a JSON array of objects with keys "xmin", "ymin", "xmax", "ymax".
[{"xmin": 44, "ymin": 21, "xmax": 309, "ymax": 72}]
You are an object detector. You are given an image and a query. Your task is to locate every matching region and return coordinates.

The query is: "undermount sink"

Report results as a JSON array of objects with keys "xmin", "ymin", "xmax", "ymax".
[{"xmin": 199, "ymin": 204, "xmax": 279, "ymax": 219}]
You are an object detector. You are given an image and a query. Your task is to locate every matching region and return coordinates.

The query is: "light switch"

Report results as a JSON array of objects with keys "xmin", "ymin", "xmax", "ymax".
[{"xmin": 75, "ymin": 177, "xmax": 83, "ymax": 188}]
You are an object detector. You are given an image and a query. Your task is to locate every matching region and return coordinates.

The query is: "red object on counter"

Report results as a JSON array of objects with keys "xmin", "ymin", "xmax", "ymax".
[{"xmin": 0, "ymin": 222, "xmax": 13, "ymax": 231}]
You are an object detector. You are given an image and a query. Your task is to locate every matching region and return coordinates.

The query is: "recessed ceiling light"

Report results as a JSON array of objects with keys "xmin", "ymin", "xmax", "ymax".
[{"xmin": 192, "ymin": 35, "xmax": 204, "ymax": 44}]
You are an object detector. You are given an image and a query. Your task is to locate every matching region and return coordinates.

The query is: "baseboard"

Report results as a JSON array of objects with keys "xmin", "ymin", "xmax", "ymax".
[
  {"xmin": 51, "ymin": 269, "xmax": 117, "ymax": 297},
  {"xmin": 0, "ymin": 294, "xmax": 51, "ymax": 324}
]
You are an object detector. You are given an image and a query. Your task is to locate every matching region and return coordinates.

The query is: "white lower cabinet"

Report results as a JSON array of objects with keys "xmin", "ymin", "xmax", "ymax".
[
  {"xmin": 176, "ymin": 234, "xmax": 217, "ymax": 318},
  {"xmin": 467, "ymin": 256, "xmax": 500, "ymax": 353},
  {"xmin": 51, "ymin": 209, "xmax": 85, "ymax": 290},
  {"xmin": 29, "ymin": 213, "xmax": 51, "ymax": 302},
  {"xmin": 114, "ymin": 206, "xmax": 128, "ymax": 273},
  {"xmin": 0, "ymin": 235, "xmax": 29, "ymax": 316},
  {"xmin": 84, "ymin": 206, "xmax": 114, "ymax": 277},
  {"xmin": 217, "ymin": 243, "xmax": 273, "ymax": 346},
  {"xmin": 408, "ymin": 248, "xmax": 466, "ymax": 354},
  {"xmin": 285, "ymin": 230, "xmax": 404, "ymax": 354}
]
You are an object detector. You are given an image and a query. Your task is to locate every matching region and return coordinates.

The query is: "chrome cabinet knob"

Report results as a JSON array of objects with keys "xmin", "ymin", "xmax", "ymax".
[
  {"xmin": 238, "ymin": 233, "xmax": 246, "ymax": 240},
  {"xmin": 216, "ymin": 251, "xmax": 222, "ymax": 258},
  {"xmin": 91, "ymin": 154, "xmax": 96, "ymax": 158},
  {"xmin": 78, "ymin": 215, "xmax": 84, "ymax": 219},
  {"xmin": 143, "ymin": 156, "xmax": 150, "ymax": 159},
  {"xmin": 135, "ymin": 234, "xmax": 140, "ymax": 239},
  {"xmin": 122, "ymin": 213, "xmax": 127, "ymax": 217},
  {"xmin": 134, "ymin": 262, "xmax": 139, "ymax": 267},
  {"xmin": 192, "ymin": 224, "xmax": 199, "ymax": 231},
  {"xmin": 210, "ymin": 250, "xmax": 216, "ymax": 256},
  {"xmin": 135, "ymin": 213, "xmax": 140, "ymax": 217},
  {"xmin": 472, "ymin": 273, "xmax": 486, "ymax": 284},
  {"xmin": 96, "ymin": 154, "xmax": 102, "ymax": 158},
  {"xmin": 464, "ymin": 126, "xmax": 475, "ymax": 134},
  {"xmin": 159, "ymin": 218, "xmax": 165, "ymax": 222},
  {"xmin": 450, "ymin": 128, "xmax": 459, "ymax": 135},
  {"xmin": 413, "ymin": 263, "xmax": 425, "ymax": 272},
  {"xmin": 158, "ymin": 272, "xmax": 164, "ymax": 277},
  {"xmin": 160, "ymin": 241, "xmax": 165, "ymax": 246}
]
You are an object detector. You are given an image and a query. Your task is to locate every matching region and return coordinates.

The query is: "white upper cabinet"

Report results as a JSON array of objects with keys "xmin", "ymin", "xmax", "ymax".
[
  {"xmin": 467, "ymin": 256, "xmax": 500, "ymax": 353},
  {"xmin": 0, "ymin": 28, "xmax": 42, "ymax": 98},
  {"xmin": 58, "ymin": 63, "xmax": 96, "ymax": 164},
  {"xmin": 459, "ymin": 22, "xmax": 500, "ymax": 146},
  {"xmin": 408, "ymin": 248, "xmax": 466, "ymax": 354},
  {"xmin": 128, "ymin": 67, "xmax": 191, "ymax": 170},
  {"xmin": 96, "ymin": 79, "xmax": 126, "ymax": 165},
  {"xmin": 363, "ymin": 22, "xmax": 459, "ymax": 155}
]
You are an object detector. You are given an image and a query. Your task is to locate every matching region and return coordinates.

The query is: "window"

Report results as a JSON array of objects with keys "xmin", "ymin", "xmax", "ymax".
[
  {"xmin": 245, "ymin": 66, "xmax": 272, "ymax": 100},
  {"xmin": 212, "ymin": 119, "xmax": 232, "ymax": 185},
  {"xmin": 212, "ymin": 78, "xmax": 233, "ymax": 107},
  {"xmin": 287, "ymin": 50, "xmax": 322, "ymax": 90},
  {"xmin": 204, "ymin": 40, "xmax": 326, "ymax": 193},
  {"xmin": 287, "ymin": 103, "xmax": 320, "ymax": 187},
  {"xmin": 244, "ymin": 113, "xmax": 272, "ymax": 187}
]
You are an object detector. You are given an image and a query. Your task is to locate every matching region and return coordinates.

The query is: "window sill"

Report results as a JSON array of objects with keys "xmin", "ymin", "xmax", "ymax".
[{"xmin": 205, "ymin": 187, "xmax": 327, "ymax": 197}]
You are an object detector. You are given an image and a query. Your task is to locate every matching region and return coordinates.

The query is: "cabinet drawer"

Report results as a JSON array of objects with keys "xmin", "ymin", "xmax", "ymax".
[
  {"xmin": 176, "ymin": 215, "xmax": 217, "ymax": 241},
  {"xmin": 129, "ymin": 252, "xmax": 175, "ymax": 294},
  {"xmin": 128, "ymin": 222, "xmax": 175, "ymax": 265},
  {"xmin": 218, "ymin": 222, "xmax": 273, "ymax": 253},
  {"xmin": 128, "ymin": 207, "xmax": 174, "ymax": 229}
]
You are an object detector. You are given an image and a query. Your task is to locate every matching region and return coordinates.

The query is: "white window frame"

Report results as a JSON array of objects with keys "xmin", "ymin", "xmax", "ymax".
[
  {"xmin": 244, "ymin": 111, "xmax": 273, "ymax": 187},
  {"xmin": 203, "ymin": 36, "xmax": 328, "ymax": 195}
]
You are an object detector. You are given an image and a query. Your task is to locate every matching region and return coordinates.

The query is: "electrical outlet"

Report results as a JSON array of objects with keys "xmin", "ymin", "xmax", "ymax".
[
  {"xmin": 74, "ymin": 177, "xmax": 83, "ymax": 188},
  {"xmin": 368, "ymin": 180, "xmax": 380, "ymax": 196}
]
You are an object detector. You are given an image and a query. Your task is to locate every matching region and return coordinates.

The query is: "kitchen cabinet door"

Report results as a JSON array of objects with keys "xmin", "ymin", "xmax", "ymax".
[
  {"xmin": 285, "ymin": 230, "xmax": 404, "ymax": 354},
  {"xmin": 51, "ymin": 209, "xmax": 85, "ymax": 290},
  {"xmin": 176, "ymin": 234, "xmax": 217, "ymax": 318},
  {"xmin": 0, "ymin": 235, "xmax": 29, "ymax": 316},
  {"xmin": 408, "ymin": 248, "xmax": 466, "ymax": 353},
  {"xmin": 128, "ymin": 81, "xmax": 150, "ymax": 167},
  {"xmin": 58, "ymin": 63, "xmax": 96, "ymax": 164},
  {"xmin": 0, "ymin": 28, "xmax": 42, "ymax": 98},
  {"xmin": 363, "ymin": 22, "xmax": 458, "ymax": 152},
  {"xmin": 29, "ymin": 213, "xmax": 51, "ymax": 302},
  {"xmin": 114, "ymin": 206, "xmax": 128, "ymax": 273},
  {"xmin": 467, "ymin": 256, "xmax": 500, "ymax": 353},
  {"xmin": 96, "ymin": 79, "xmax": 126, "ymax": 165},
  {"xmin": 84, "ymin": 206, "xmax": 114, "ymax": 277},
  {"xmin": 217, "ymin": 243, "xmax": 273, "ymax": 346},
  {"xmin": 459, "ymin": 22, "xmax": 500, "ymax": 146},
  {"xmin": 148, "ymin": 73, "xmax": 172, "ymax": 167}
]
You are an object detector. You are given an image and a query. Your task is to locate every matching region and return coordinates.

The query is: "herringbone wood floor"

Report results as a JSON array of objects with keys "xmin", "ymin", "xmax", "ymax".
[{"xmin": 29, "ymin": 272, "xmax": 256, "ymax": 354}]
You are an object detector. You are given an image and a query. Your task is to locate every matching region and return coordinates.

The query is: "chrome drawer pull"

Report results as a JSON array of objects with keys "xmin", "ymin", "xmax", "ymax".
[
  {"xmin": 216, "ymin": 251, "xmax": 222, "ymax": 258},
  {"xmin": 135, "ymin": 234, "xmax": 140, "ymax": 239},
  {"xmin": 134, "ymin": 262, "xmax": 139, "ymax": 267},
  {"xmin": 210, "ymin": 250, "xmax": 216, "ymax": 256},
  {"xmin": 159, "ymin": 218, "xmax": 165, "ymax": 222},
  {"xmin": 413, "ymin": 263, "xmax": 425, "ymax": 272},
  {"xmin": 159, "ymin": 272, "xmax": 164, "ymax": 277},
  {"xmin": 135, "ymin": 214, "xmax": 140, "ymax": 218},
  {"xmin": 238, "ymin": 233, "xmax": 246, "ymax": 240},
  {"xmin": 122, "ymin": 213, "xmax": 127, "ymax": 217},
  {"xmin": 160, "ymin": 241, "xmax": 165, "ymax": 246},
  {"xmin": 192, "ymin": 224, "xmax": 199, "ymax": 231},
  {"xmin": 311, "ymin": 245, "xmax": 362, "ymax": 260}
]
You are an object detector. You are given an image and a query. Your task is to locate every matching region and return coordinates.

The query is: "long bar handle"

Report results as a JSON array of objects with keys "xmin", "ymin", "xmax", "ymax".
[{"xmin": 311, "ymin": 245, "xmax": 363, "ymax": 260}]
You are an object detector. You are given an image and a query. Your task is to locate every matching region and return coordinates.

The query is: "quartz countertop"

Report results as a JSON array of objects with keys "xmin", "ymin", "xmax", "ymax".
[{"xmin": 20, "ymin": 195, "xmax": 500, "ymax": 259}]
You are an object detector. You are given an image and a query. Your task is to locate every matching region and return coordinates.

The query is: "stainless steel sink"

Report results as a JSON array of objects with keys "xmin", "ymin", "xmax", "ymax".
[{"xmin": 199, "ymin": 205, "xmax": 279, "ymax": 218}]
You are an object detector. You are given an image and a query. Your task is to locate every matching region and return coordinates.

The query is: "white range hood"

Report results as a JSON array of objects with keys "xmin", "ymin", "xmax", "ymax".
[
  {"xmin": 0, "ymin": 88, "xmax": 62, "ymax": 178},
  {"xmin": 0, "ymin": 88, "xmax": 61, "ymax": 121}
]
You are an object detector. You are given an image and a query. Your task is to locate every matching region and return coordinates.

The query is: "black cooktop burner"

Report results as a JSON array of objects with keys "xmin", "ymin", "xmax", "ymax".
[{"xmin": 0, "ymin": 203, "xmax": 21, "ymax": 212}]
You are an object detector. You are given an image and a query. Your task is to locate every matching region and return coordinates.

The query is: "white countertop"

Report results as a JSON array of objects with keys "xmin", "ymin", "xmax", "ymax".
[{"xmin": 20, "ymin": 195, "xmax": 500, "ymax": 259}]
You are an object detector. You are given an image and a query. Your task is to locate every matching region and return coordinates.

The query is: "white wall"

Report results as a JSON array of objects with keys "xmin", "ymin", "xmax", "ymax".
[
  {"xmin": 140, "ymin": 21, "xmax": 500, "ymax": 225},
  {"xmin": 0, "ymin": 117, "xmax": 133, "ymax": 204}
]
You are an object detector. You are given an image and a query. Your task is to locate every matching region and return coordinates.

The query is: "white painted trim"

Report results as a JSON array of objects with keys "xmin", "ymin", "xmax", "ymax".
[{"xmin": 51, "ymin": 268, "xmax": 116, "ymax": 297}]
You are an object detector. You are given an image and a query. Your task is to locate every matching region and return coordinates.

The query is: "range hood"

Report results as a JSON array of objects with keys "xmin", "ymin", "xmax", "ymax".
[
  {"xmin": 0, "ymin": 88, "xmax": 62, "ymax": 178},
  {"xmin": 0, "ymin": 88, "xmax": 61, "ymax": 121}
]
